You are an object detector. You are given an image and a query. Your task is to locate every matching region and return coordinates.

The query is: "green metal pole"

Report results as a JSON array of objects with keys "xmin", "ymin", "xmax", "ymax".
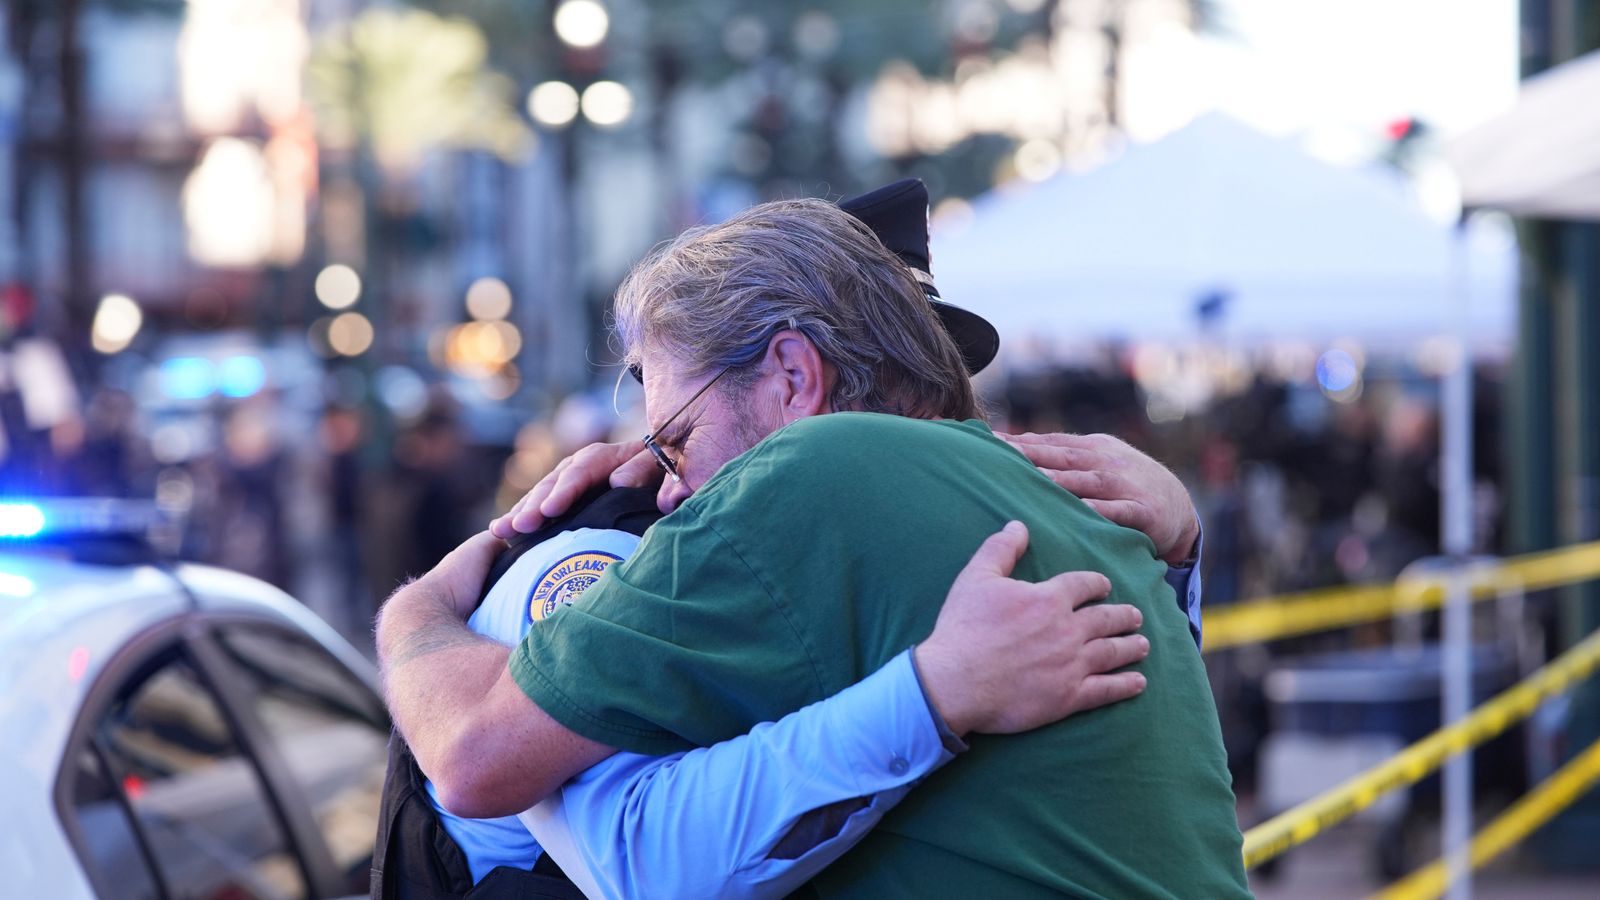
[
  {"xmin": 1508, "ymin": 220, "xmax": 1557, "ymax": 556},
  {"xmin": 1562, "ymin": 222, "xmax": 1600, "ymax": 744},
  {"xmin": 1520, "ymin": 0, "xmax": 1600, "ymax": 867}
]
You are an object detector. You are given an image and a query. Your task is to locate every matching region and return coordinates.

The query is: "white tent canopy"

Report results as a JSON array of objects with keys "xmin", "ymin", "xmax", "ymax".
[
  {"xmin": 930, "ymin": 114, "xmax": 1515, "ymax": 347},
  {"xmin": 1449, "ymin": 48, "xmax": 1600, "ymax": 220}
]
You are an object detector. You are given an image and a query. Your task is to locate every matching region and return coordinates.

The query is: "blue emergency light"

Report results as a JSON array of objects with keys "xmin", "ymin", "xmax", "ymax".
[
  {"xmin": 0, "ymin": 500, "xmax": 158, "ymax": 540},
  {"xmin": 0, "ymin": 503, "xmax": 46, "ymax": 539}
]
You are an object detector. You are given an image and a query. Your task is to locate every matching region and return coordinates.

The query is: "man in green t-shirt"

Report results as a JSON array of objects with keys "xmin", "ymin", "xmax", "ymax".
[{"xmin": 381, "ymin": 199, "xmax": 1249, "ymax": 897}]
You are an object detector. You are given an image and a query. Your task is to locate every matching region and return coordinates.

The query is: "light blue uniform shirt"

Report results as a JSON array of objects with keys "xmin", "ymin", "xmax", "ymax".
[
  {"xmin": 521, "ymin": 650, "xmax": 950, "ymax": 898},
  {"xmin": 1172, "ymin": 525, "xmax": 1205, "ymax": 646},
  {"xmin": 425, "ymin": 527, "xmax": 956, "ymax": 892},
  {"xmin": 429, "ymin": 524, "xmax": 1206, "ymax": 894}
]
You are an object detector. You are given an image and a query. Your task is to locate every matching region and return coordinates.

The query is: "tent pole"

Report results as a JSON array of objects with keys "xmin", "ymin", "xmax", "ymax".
[{"xmin": 1441, "ymin": 213, "xmax": 1475, "ymax": 900}]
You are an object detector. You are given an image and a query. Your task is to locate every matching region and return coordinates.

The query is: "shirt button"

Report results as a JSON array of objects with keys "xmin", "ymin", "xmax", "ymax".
[{"xmin": 889, "ymin": 756, "xmax": 910, "ymax": 776}]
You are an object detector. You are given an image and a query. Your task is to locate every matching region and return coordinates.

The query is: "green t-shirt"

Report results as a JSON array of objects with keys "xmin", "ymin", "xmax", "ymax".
[{"xmin": 512, "ymin": 413, "xmax": 1249, "ymax": 899}]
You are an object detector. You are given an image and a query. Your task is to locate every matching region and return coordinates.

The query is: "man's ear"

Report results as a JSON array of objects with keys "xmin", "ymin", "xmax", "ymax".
[{"xmin": 763, "ymin": 329, "xmax": 832, "ymax": 420}]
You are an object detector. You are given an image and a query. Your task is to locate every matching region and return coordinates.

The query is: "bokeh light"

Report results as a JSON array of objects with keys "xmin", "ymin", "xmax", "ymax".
[
  {"xmin": 466, "ymin": 277, "xmax": 513, "ymax": 321},
  {"xmin": 582, "ymin": 81, "xmax": 634, "ymax": 128},
  {"xmin": 315, "ymin": 264, "xmax": 362, "ymax": 309},
  {"xmin": 722, "ymin": 16, "xmax": 767, "ymax": 61},
  {"xmin": 376, "ymin": 366, "xmax": 429, "ymax": 418},
  {"xmin": 1316, "ymin": 348, "xmax": 1364, "ymax": 403},
  {"xmin": 442, "ymin": 321, "xmax": 523, "ymax": 374},
  {"xmin": 92, "ymin": 294, "xmax": 144, "ymax": 354},
  {"xmin": 218, "ymin": 355, "xmax": 267, "ymax": 398},
  {"xmin": 183, "ymin": 137, "xmax": 276, "ymax": 267},
  {"xmin": 160, "ymin": 357, "xmax": 217, "ymax": 400},
  {"xmin": 931, "ymin": 197, "xmax": 976, "ymax": 234},
  {"xmin": 554, "ymin": 0, "xmax": 609, "ymax": 49},
  {"xmin": 528, "ymin": 81, "xmax": 580, "ymax": 128},
  {"xmin": 328, "ymin": 312, "xmax": 375, "ymax": 356},
  {"xmin": 792, "ymin": 12, "xmax": 840, "ymax": 60},
  {"xmin": 1014, "ymin": 139, "xmax": 1063, "ymax": 182}
]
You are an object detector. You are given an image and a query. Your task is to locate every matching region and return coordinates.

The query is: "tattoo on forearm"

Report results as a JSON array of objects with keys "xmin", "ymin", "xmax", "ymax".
[{"xmin": 385, "ymin": 621, "xmax": 488, "ymax": 674}]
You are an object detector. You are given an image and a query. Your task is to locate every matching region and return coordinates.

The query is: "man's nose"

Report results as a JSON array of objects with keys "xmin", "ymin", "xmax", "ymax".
[{"xmin": 657, "ymin": 475, "xmax": 692, "ymax": 514}]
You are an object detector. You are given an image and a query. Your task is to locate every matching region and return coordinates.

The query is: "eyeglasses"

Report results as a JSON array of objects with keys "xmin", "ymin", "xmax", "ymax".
[{"xmin": 642, "ymin": 366, "xmax": 730, "ymax": 482}]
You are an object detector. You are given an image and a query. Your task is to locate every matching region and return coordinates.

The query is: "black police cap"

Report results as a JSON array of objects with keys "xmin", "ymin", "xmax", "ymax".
[{"xmin": 838, "ymin": 177, "xmax": 999, "ymax": 376}]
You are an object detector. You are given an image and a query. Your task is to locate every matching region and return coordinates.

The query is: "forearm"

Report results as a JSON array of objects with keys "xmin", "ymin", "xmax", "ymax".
[
  {"xmin": 528, "ymin": 650, "xmax": 957, "ymax": 899},
  {"xmin": 375, "ymin": 577, "xmax": 511, "ymax": 795}
]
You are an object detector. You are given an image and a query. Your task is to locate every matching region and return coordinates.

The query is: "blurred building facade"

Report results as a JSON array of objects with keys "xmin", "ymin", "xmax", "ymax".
[{"xmin": 4, "ymin": 1, "xmax": 1215, "ymax": 397}]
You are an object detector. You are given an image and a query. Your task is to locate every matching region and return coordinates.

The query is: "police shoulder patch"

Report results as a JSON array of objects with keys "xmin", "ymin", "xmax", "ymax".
[{"xmin": 528, "ymin": 550, "xmax": 622, "ymax": 622}]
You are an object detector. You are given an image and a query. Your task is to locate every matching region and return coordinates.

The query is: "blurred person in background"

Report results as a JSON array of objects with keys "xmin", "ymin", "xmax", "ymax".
[
  {"xmin": 1197, "ymin": 436, "xmax": 1246, "ymax": 608},
  {"xmin": 396, "ymin": 400, "xmax": 475, "ymax": 576},
  {"xmin": 64, "ymin": 387, "xmax": 147, "ymax": 497},
  {"xmin": 1373, "ymin": 398, "xmax": 1441, "ymax": 572},
  {"xmin": 320, "ymin": 404, "xmax": 372, "ymax": 630},
  {"xmin": 214, "ymin": 400, "xmax": 292, "ymax": 588}
]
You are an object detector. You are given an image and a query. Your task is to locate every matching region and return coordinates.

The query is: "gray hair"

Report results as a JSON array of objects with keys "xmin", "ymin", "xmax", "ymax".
[{"xmin": 612, "ymin": 199, "xmax": 979, "ymax": 421}]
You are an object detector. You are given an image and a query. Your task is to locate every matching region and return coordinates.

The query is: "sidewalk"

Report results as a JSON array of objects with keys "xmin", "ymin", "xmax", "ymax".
[{"xmin": 1247, "ymin": 820, "xmax": 1599, "ymax": 899}]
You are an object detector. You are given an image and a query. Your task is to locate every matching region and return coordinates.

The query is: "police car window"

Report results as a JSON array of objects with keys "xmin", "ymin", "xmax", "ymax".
[
  {"xmin": 69, "ymin": 745, "xmax": 162, "ymax": 900},
  {"xmin": 216, "ymin": 627, "xmax": 388, "ymax": 894},
  {"xmin": 94, "ymin": 650, "xmax": 308, "ymax": 900}
]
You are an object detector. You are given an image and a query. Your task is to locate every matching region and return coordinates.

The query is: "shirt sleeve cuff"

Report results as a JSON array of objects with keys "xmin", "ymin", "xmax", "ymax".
[
  {"xmin": 825, "ymin": 649, "xmax": 961, "ymax": 795},
  {"xmin": 1163, "ymin": 521, "xmax": 1205, "ymax": 649}
]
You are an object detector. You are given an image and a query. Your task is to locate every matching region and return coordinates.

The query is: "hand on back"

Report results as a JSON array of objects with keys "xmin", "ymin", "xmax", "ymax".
[
  {"xmin": 914, "ymin": 522, "xmax": 1148, "ymax": 737},
  {"xmin": 996, "ymin": 431, "xmax": 1200, "ymax": 566}
]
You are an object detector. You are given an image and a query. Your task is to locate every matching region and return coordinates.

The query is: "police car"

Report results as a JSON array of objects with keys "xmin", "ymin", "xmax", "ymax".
[{"xmin": 0, "ymin": 498, "xmax": 390, "ymax": 899}]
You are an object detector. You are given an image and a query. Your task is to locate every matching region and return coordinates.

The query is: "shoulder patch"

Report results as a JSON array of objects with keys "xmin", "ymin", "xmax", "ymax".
[{"xmin": 528, "ymin": 551, "xmax": 622, "ymax": 621}]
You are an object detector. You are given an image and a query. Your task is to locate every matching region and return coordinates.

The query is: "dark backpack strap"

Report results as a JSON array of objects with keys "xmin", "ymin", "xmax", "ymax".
[
  {"xmin": 464, "ymin": 858, "xmax": 590, "ymax": 900},
  {"xmin": 478, "ymin": 486, "xmax": 662, "ymax": 603},
  {"xmin": 372, "ymin": 732, "xmax": 590, "ymax": 900},
  {"xmin": 371, "ymin": 732, "xmax": 475, "ymax": 900}
]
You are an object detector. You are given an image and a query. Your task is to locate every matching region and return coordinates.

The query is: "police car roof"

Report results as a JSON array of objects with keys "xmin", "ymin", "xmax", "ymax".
[{"xmin": 0, "ymin": 551, "xmax": 376, "ymax": 795}]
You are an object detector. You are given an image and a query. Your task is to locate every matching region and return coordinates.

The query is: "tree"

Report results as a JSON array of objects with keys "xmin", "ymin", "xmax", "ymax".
[{"xmin": 306, "ymin": 8, "xmax": 530, "ymax": 175}]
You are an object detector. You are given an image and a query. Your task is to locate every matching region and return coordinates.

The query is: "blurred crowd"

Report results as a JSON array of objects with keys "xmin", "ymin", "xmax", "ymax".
[
  {"xmin": 0, "ymin": 335, "xmax": 641, "ymax": 643},
  {"xmin": 999, "ymin": 358, "xmax": 1504, "ymax": 605},
  {"xmin": 1, "ymin": 330, "xmax": 1505, "ymax": 659}
]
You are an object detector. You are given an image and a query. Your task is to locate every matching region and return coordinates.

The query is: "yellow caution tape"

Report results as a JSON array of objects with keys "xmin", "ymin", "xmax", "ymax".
[
  {"xmin": 1372, "ymin": 737, "xmax": 1600, "ymax": 900},
  {"xmin": 1204, "ymin": 540, "xmax": 1600, "ymax": 651},
  {"xmin": 1241, "ymin": 626, "xmax": 1600, "ymax": 869}
]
